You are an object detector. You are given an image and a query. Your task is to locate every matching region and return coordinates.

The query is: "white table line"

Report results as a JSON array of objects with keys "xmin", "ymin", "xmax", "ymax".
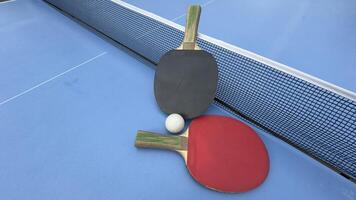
[{"xmin": 0, "ymin": 52, "xmax": 107, "ymax": 106}]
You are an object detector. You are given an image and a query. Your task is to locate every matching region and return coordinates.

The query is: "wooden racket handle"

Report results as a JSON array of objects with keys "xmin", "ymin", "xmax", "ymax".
[
  {"xmin": 182, "ymin": 5, "xmax": 201, "ymax": 50},
  {"xmin": 135, "ymin": 131, "xmax": 188, "ymax": 151}
]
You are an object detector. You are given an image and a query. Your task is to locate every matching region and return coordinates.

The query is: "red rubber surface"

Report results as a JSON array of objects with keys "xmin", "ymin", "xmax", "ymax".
[{"xmin": 187, "ymin": 115, "xmax": 269, "ymax": 193}]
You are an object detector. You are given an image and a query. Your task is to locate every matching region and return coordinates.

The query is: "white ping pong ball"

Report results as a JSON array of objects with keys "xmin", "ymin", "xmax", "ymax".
[{"xmin": 165, "ymin": 113, "xmax": 185, "ymax": 134}]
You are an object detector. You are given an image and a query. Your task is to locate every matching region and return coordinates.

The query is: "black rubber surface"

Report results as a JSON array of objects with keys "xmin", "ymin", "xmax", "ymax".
[{"xmin": 154, "ymin": 50, "xmax": 218, "ymax": 119}]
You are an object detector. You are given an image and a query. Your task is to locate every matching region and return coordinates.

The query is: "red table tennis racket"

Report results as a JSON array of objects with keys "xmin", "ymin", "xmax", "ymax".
[
  {"xmin": 154, "ymin": 5, "xmax": 218, "ymax": 119},
  {"xmin": 135, "ymin": 115, "xmax": 269, "ymax": 193}
]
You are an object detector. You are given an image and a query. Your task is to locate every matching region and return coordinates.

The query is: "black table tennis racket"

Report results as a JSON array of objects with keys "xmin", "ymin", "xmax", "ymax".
[{"xmin": 154, "ymin": 5, "xmax": 218, "ymax": 119}]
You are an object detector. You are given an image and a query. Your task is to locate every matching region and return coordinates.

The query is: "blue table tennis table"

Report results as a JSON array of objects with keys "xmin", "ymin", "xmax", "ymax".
[{"xmin": 0, "ymin": 0, "xmax": 355, "ymax": 199}]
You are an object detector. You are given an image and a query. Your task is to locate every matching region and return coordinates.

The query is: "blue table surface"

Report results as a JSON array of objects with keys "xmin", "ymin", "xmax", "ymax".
[
  {"xmin": 0, "ymin": 1, "xmax": 355, "ymax": 200},
  {"xmin": 125, "ymin": 0, "xmax": 356, "ymax": 93}
]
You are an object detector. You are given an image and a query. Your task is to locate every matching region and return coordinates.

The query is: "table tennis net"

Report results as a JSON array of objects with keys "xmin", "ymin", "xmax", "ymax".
[{"xmin": 44, "ymin": 0, "xmax": 356, "ymax": 180}]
